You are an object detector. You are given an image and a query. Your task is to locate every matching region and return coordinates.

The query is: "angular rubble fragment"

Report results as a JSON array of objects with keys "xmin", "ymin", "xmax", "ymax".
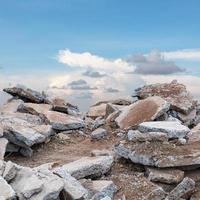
[
  {"xmin": 45, "ymin": 111, "xmax": 85, "ymax": 131},
  {"xmin": 19, "ymin": 103, "xmax": 85, "ymax": 131},
  {"xmin": 18, "ymin": 102, "xmax": 52, "ymax": 116},
  {"xmin": 0, "ymin": 125, "xmax": 3, "ymax": 137},
  {"xmin": 83, "ymin": 180, "xmax": 117, "ymax": 200},
  {"xmin": 87, "ymin": 103, "xmax": 108, "ymax": 119},
  {"xmin": 134, "ymin": 80, "xmax": 197, "ymax": 114},
  {"xmin": 188, "ymin": 122, "xmax": 200, "ymax": 143},
  {"xmin": 0, "ymin": 176, "xmax": 16, "ymax": 200},
  {"xmin": 0, "ymin": 138, "xmax": 8, "ymax": 160},
  {"xmin": 54, "ymin": 156, "xmax": 114, "ymax": 179},
  {"xmin": 11, "ymin": 166, "xmax": 64, "ymax": 200},
  {"xmin": 127, "ymin": 130, "xmax": 168, "ymax": 142},
  {"xmin": 52, "ymin": 98, "xmax": 79, "ymax": 116},
  {"xmin": 165, "ymin": 177, "xmax": 195, "ymax": 200},
  {"xmin": 54, "ymin": 168, "xmax": 89, "ymax": 200},
  {"xmin": 92, "ymin": 117, "xmax": 106, "ymax": 130},
  {"xmin": 91, "ymin": 128, "xmax": 107, "ymax": 140},
  {"xmin": 3, "ymin": 119, "xmax": 51, "ymax": 147},
  {"xmin": 138, "ymin": 121, "xmax": 190, "ymax": 139},
  {"xmin": 105, "ymin": 103, "xmax": 118, "ymax": 118},
  {"xmin": 115, "ymin": 140, "xmax": 200, "ymax": 167},
  {"xmin": 115, "ymin": 96, "xmax": 170, "ymax": 129},
  {"xmin": 3, "ymin": 86, "xmax": 49, "ymax": 104},
  {"xmin": 177, "ymin": 109, "xmax": 197, "ymax": 127},
  {"xmin": 0, "ymin": 99, "xmax": 23, "ymax": 113},
  {"xmin": 1, "ymin": 112, "xmax": 44, "ymax": 126},
  {"xmin": 146, "ymin": 167, "xmax": 184, "ymax": 184},
  {"xmin": 0, "ymin": 115, "xmax": 55, "ymax": 156},
  {"xmin": 0, "ymin": 160, "xmax": 6, "ymax": 176},
  {"xmin": 3, "ymin": 161, "xmax": 19, "ymax": 182}
]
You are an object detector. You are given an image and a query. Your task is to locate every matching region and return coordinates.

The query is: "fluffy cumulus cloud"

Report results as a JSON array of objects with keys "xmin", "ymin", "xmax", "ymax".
[
  {"xmin": 127, "ymin": 50, "xmax": 185, "ymax": 75},
  {"xmin": 163, "ymin": 49, "xmax": 200, "ymax": 60},
  {"xmin": 57, "ymin": 49, "xmax": 135, "ymax": 73}
]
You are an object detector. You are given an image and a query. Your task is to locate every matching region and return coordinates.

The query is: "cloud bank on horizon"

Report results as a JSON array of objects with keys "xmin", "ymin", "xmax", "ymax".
[
  {"xmin": 1, "ymin": 48, "xmax": 200, "ymax": 110},
  {"xmin": 43, "ymin": 48, "xmax": 200, "ymax": 109}
]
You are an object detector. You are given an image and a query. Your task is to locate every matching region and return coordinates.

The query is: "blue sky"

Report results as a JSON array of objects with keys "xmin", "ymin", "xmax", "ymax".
[{"xmin": 0, "ymin": 0, "xmax": 200, "ymax": 108}]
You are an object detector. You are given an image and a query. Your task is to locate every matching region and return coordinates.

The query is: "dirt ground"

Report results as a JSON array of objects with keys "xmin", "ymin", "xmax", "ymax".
[{"xmin": 5, "ymin": 131, "xmax": 148, "ymax": 200}]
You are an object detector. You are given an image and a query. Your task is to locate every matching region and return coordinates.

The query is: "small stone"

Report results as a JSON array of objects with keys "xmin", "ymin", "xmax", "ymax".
[
  {"xmin": 165, "ymin": 177, "xmax": 195, "ymax": 200},
  {"xmin": 91, "ymin": 128, "xmax": 107, "ymax": 140},
  {"xmin": 146, "ymin": 167, "xmax": 184, "ymax": 184}
]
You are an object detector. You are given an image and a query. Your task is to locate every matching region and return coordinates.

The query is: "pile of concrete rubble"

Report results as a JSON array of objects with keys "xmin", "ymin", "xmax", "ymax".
[{"xmin": 1, "ymin": 80, "xmax": 200, "ymax": 199}]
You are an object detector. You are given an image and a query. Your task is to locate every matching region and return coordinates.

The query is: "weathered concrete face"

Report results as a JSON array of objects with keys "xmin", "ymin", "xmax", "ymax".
[
  {"xmin": 115, "ymin": 96, "xmax": 170, "ymax": 129},
  {"xmin": 3, "ymin": 86, "xmax": 49, "ymax": 104},
  {"xmin": 115, "ymin": 140, "xmax": 200, "ymax": 168},
  {"xmin": 54, "ymin": 156, "xmax": 114, "ymax": 180},
  {"xmin": 138, "ymin": 121, "xmax": 190, "ymax": 139},
  {"xmin": 134, "ymin": 81, "xmax": 197, "ymax": 114}
]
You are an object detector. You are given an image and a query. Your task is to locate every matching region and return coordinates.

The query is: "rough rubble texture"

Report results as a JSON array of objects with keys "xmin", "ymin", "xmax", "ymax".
[{"xmin": 1, "ymin": 81, "xmax": 200, "ymax": 200}]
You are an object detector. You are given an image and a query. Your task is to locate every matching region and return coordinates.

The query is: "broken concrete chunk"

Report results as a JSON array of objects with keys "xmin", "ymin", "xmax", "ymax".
[
  {"xmin": 52, "ymin": 98, "xmax": 79, "ymax": 116},
  {"xmin": 92, "ymin": 117, "xmax": 106, "ymax": 130},
  {"xmin": 44, "ymin": 111, "xmax": 85, "ymax": 131},
  {"xmin": 3, "ymin": 86, "xmax": 49, "ymax": 104},
  {"xmin": 87, "ymin": 103, "xmax": 108, "ymax": 119},
  {"xmin": 55, "ymin": 156, "xmax": 114, "ymax": 179},
  {"xmin": 0, "ymin": 176, "xmax": 16, "ymax": 200},
  {"xmin": 115, "ymin": 141, "xmax": 200, "ymax": 168},
  {"xmin": 11, "ymin": 166, "xmax": 64, "ymax": 200},
  {"xmin": 0, "ymin": 99, "xmax": 23, "ymax": 114},
  {"xmin": 134, "ymin": 81, "xmax": 197, "ymax": 114},
  {"xmin": 115, "ymin": 96, "xmax": 170, "ymax": 129},
  {"xmin": 127, "ymin": 130, "xmax": 168, "ymax": 142},
  {"xmin": 0, "ymin": 125, "xmax": 3, "ymax": 137},
  {"xmin": 3, "ymin": 161, "xmax": 19, "ymax": 182},
  {"xmin": 138, "ymin": 121, "xmax": 190, "ymax": 139},
  {"xmin": 86, "ymin": 180, "xmax": 117, "ymax": 200},
  {"xmin": 0, "ymin": 160, "xmax": 6, "ymax": 176},
  {"xmin": 91, "ymin": 128, "xmax": 107, "ymax": 140},
  {"xmin": 146, "ymin": 167, "xmax": 184, "ymax": 184},
  {"xmin": 165, "ymin": 177, "xmax": 195, "ymax": 200},
  {"xmin": 0, "ymin": 138, "xmax": 8, "ymax": 160},
  {"xmin": 54, "ymin": 168, "xmax": 89, "ymax": 200}
]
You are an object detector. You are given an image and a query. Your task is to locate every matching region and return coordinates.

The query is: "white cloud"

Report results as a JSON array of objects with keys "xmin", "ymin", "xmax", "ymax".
[
  {"xmin": 57, "ymin": 49, "xmax": 135, "ymax": 73},
  {"xmin": 163, "ymin": 49, "xmax": 200, "ymax": 61},
  {"xmin": 127, "ymin": 50, "xmax": 185, "ymax": 75}
]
